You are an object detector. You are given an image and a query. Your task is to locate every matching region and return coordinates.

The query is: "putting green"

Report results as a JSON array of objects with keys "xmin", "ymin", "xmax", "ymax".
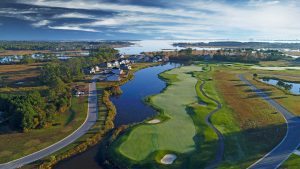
[{"xmin": 117, "ymin": 65, "xmax": 201, "ymax": 161}]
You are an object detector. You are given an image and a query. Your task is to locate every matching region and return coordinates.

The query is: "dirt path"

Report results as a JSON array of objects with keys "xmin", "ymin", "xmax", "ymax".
[{"xmin": 199, "ymin": 81, "xmax": 224, "ymax": 169}]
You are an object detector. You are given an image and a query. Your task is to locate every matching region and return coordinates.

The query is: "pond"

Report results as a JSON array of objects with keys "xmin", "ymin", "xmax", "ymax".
[
  {"xmin": 54, "ymin": 62, "xmax": 179, "ymax": 169},
  {"xmin": 260, "ymin": 78, "xmax": 300, "ymax": 95}
]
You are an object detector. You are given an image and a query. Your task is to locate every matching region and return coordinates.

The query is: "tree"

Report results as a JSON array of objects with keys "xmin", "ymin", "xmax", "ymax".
[
  {"xmin": 91, "ymin": 47, "xmax": 118, "ymax": 62},
  {"xmin": 253, "ymin": 73, "xmax": 258, "ymax": 79},
  {"xmin": 21, "ymin": 55, "xmax": 35, "ymax": 64}
]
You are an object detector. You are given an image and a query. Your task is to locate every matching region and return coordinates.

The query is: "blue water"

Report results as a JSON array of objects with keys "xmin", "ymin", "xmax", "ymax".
[
  {"xmin": 112, "ymin": 63, "xmax": 179, "ymax": 127},
  {"xmin": 260, "ymin": 78, "xmax": 300, "ymax": 95},
  {"xmin": 55, "ymin": 63, "xmax": 179, "ymax": 169},
  {"xmin": 116, "ymin": 40, "xmax": 221, "ymax": 55}
]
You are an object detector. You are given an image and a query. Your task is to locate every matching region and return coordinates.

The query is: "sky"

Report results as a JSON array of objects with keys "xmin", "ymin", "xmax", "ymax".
[{"xmin": 1, "ymin": 0, "xmax": 300, "ymax": 40}]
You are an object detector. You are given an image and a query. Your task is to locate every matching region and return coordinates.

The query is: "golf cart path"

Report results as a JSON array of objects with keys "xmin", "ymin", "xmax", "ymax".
[
  {"xmin": 239, "ymin": 74, "xmax": 300, "ymax": 169},
  {"xmin": 0, "ymin": 75, "xmax": 99, "ymax": 169},
  {"xmin": 199, "ymin": 81, "xmax": 224, "ymax": 169}
]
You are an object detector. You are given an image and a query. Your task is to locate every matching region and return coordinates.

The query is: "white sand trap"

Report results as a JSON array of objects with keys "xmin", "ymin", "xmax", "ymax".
[
  {"xmin": 294, "ymin": 150, "xmax": 300, "ymax": 156},
  {"xmin": 160, "ymin": 154, "xmax": 177, "ymax": 164},
  {"xmin": 147, "ymin": 119, "xmax": 161, "ymax": 124}
]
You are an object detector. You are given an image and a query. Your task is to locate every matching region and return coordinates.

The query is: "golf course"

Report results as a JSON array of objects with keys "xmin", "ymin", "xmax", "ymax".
[
  {"xmin": 106, "ymin": 62, "xmax": 295, "ymax": 169},
  {"xmin": 118, "ymin": 65, "xmax": 200, "ymax": 159}
]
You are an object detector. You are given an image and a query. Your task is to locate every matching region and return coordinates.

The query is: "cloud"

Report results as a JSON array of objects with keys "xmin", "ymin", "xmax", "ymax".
[
  {"xmin": 32, "ymin": 20, "xmax": 51, "ymax": 27},
  {"xmin": 48, "ymin": 25, "xmax": 100, "ymax": 32},
  {"xmin": 5, "ymin": 0, "xmax": 300, "ymax": 40},
  {"xmin": 0, "ymin": 8, "xmax": 39, "ymax": 21},
  {"xmin": 53, "ymin": 12, "xmax": 95, "ymax": 19}
]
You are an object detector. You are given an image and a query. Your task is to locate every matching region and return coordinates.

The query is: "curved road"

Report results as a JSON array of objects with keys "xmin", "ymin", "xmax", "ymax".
[
  {"xmin": 199, "ymin": 81, "xmax": 225, "ymax": 169},
  {"xmin": 0, "ymin": 75, "xmax": 99, "ymax": 169},
  {"xmin": 239, "ymin": 74, "xmax": 300, "ymax": 169}
]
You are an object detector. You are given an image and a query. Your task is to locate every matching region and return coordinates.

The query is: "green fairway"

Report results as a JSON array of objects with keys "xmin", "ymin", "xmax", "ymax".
[{"xmin": 117, "ymin": 65, "xmax": 201, "ymax": 161}]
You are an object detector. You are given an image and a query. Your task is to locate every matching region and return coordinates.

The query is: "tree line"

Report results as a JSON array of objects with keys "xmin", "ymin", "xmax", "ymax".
[{"xmin": 0, "ymin": 47, "xmax": 119, "ymax": 131}]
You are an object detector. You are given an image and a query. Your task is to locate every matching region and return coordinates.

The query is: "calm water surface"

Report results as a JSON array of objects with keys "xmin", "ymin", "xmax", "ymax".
[
  {"xmin": 116, "ymin": 40, "xmax": 221, "ymax": 55},
  {"xmin": 54, "ymin": 63, "xmax": 179, "ymax": 169},
  {"xmin": 260, "ymin": 78, "xmax": 300, "ymax": 95}
]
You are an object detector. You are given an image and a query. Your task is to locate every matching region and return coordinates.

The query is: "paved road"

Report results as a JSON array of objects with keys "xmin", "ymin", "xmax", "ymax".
[
  {"xmin": 0, "ymin": 75, "xmax": 99, "ymax": 169},
  {"xmin": 199, "ymin": 81, "xmax": 225, "ymax": 169},
  {"xmin": 239, "ymin": 74, "xmax": 300, "ymax": 169}
]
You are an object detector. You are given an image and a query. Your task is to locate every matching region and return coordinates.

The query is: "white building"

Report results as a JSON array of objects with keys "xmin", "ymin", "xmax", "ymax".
[
  {"xmin": 89, "ymin": 67, "xmax": 96, "ymax": 74},
  {"xmin": 95, "ymin": 66, "xmax": 100, "ymax": 72}
]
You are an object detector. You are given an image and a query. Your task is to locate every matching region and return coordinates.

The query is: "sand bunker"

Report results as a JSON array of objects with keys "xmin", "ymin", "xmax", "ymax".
[
  {"xmin": 147, "ymin": 119, "xmax": 161, "ymax": 124},
  {"xmin": 160, "ymin": 154, "xmax": 177, "ymax": 164}
]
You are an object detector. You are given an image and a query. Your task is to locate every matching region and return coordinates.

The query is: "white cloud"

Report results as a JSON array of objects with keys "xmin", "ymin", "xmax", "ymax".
[
  {"xmin": 32, "ymin": 20, "xmax": 51, "ymax": 27},
  {"xmin": 15, "ymin": 0, "xmax": 300, "ymax": 39},
  {"xmin": 48, "ymin": 25, "xmax": 100, "ymax": 32},
  {"xmin": 18, "ymin": 0, "xmax": 205, "ymax": 19},
  {"xmin": 53, "ymin": 12, "xmax": 94, "ymax": 19}
]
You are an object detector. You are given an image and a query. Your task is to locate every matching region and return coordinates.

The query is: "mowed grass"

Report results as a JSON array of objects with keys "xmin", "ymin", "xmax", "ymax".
[
  {"xmin": 0, "ymin": 95, "xmax": 88, "ymax": 163},
  {"xmin": 116, "ymin": 65, "xmax": 201, "ymax": 161}
]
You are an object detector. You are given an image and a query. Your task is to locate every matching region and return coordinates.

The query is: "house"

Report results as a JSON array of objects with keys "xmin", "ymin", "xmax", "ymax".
[
  {"xmin": 162, "ymin": 56, "xmax": 169, "ymax": 62},
  {"xmin": 0, "ymin": 57, "xmax": 12, "ymax": 64},
  {"xmin": 151, "ymin": 56, "xmax": 161, "ymax": 62},
  {"xmin": 112, "ymin": 68, "xmax": 123, "ymax": 75},
  {"xmin": 120, "ymin": 64, "xmax": 132, "ymax": 70},
  {"xmin": 117, "ymin": 53, "xmax": 125, "ymax": 59},
  {"xmin": 105, "ymin": 62, "xmax": 113, "ymax": 68},
  {"xmin": 90, "ymin": 67, "xmax": 96, "ymax": 74},
  {"xmin": 95, "ymin": 66, "xmax": 100, "ymax": 72},
  {"xmin": 111, "ymin": 60, "xmax": 120, "ymax": 67},
  {"xmin": 143, "ymin": 56, "xmax": 150, "ymax": 62},
  {"xmin": 119, "ymin": 59, "xmax": 130, "ymax": 65},
  {"xmin": 75, "ymin": 91, "xmax": 85, "ymax": 97},
  {"xmin": 84, "ymin": 67, "xmax": 96, "ymax": 74}
]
